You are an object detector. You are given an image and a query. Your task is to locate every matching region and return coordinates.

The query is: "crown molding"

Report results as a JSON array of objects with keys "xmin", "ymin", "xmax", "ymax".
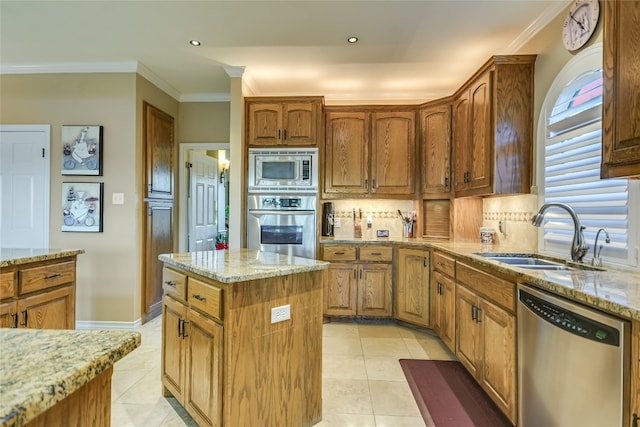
[
  {"xmin": 135, "ymin": 62, "xmax": 180, "ymax": 100},
  {"xmin": 223, "ymin": 65, "xmax": 245, "ymax": 78},
  {"xmin": 180, "ymin": 93, "xmax": 231, "ymax": 102},
  {"xmin": 506, "ymin": 0, "xmax": 571, "ymax": 53}
]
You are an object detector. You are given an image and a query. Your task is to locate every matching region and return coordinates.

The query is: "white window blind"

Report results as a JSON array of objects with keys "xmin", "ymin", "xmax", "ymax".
[{"xmin": 543, "ymin": 69, "xmax": 631, "ymax": 263}]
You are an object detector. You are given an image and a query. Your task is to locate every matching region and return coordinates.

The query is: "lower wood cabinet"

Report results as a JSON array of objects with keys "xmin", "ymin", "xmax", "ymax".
[
  {"xmin": 455, "ymin": 262, "xmax": 516, "ymax": 424},
  {"xmin": 322, "ymin": 245, "xmax": 393, "ymax": 317},
  {"xmin": 431, "ymin": 270, "xmax": 455, "ymax": 352},
  {"xmin": 632, "ymin": 320, "xmax": 640, "ymax": 427},
  {"xmin": 0, "ymin": 256, "xmax": 77, "ymax": 329},
  {"xmin": 395, "ymin": 247, "xmax": 430, "ymax": 327}
]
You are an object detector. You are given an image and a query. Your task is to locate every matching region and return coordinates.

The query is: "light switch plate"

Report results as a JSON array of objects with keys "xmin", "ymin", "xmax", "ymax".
[{"xmin": 112, "ymin": 193, "xmax": 124, "ymax": 205}]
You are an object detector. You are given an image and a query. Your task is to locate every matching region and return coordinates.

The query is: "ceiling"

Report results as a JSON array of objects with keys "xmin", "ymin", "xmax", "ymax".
[{"xmin": 0, "ymin": 0, "xmax": 569, "ymax": 105}]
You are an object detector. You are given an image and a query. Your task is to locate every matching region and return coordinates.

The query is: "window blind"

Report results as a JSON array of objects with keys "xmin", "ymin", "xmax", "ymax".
[{"xmin": 543, "ymin": 70, "xmax": 630, "ymax": 262}]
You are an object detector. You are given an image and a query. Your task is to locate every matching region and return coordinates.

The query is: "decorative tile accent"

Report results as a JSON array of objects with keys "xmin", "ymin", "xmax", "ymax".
[{"xmin": 484, "ymin": 211, "xmax": 535, "ymax": 223}]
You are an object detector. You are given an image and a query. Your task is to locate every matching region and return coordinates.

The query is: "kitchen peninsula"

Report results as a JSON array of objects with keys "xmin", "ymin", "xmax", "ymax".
[
  {"xmin": 0, "ymin": 328, "xmax": 140, "ymax": 427},
  {"xmin": 158, "ymin": 249, "xmax": 329, "ymax": 427}
]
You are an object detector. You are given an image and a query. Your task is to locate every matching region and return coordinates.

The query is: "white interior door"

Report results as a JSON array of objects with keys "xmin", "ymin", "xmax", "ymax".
[
  {"xmin": 0, "ymin": 125, "xmax": 50, "ymax": 248},
  {"xmin": 188, "ymin": 151, "xmax": 218, "ymax": 251}
]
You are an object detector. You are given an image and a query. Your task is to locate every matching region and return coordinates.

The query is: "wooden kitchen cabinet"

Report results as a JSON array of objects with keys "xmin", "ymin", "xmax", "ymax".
[
  {"xmin": 246, "ymin": 97, "xmax": 323, "ymax": 147},
  {"xmin": 419, "ymin": 99, "xmax": 452, "ymax": 196},
  {"xmin": 395, "ymin": 247, "xmax": 430, "ymax": 327},
  {"xmin": 144, "ymin": 201, "xmax": 174, "ymax": 321},
  {"xmin": 322, "ymin": 244, "xmax": 393, "ymax": 317},
  {"xmin": 0, "ymin": 256, "xmax": 77, "ymax": 330},
  {"xmin": 453, "ymin": 55, "xmax": 536, "ymax": 198},
  {"xmin": 631, "ymin": 320, "xmax": 640, "ymax": 427},
  {"xmin": 144, "ymin": 102, "xmax": 175, "ymax": 200},
  {"xmin": 323, "ymin": 107, "xmax": 416, "ymax": 198},
  {"xmin": 455, "ymin": 262, "xmax": 516, "ymax": 424},
  {"xmin": 161, "ymin": 283, "xmax": 223, "ymax": 427},
  {"xmin": 430, "ymin": 251, "xmax": 456, "ymax": 352},
  {"xmin": 601, "ymin": 0, "xmax": 640, "ymax": 178}
]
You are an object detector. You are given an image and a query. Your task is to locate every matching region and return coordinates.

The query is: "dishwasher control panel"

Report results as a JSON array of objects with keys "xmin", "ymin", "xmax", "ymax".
[{"xmin": 519, "ymin": 289, "xmax": 620, "ymax": 346}]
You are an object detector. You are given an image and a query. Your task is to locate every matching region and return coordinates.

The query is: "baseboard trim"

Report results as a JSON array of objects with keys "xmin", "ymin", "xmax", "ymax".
[{"xmin": 75, "ymin": 319, "xmax": 142, "ymax": 330}]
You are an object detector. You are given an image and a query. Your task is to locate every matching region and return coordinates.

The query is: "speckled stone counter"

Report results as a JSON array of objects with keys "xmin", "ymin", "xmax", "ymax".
[
  {"xmin": 320, "ymin": 237, "xmax": 640, "ymax": 321},
  {"xmin": 158, "ymin": 248, "xmax": 329, "ymax": 283},
  {"xmin": 0, "ymin": 329, "xmax": 140, "ymax": 427},
  {"xmin": 0, "ymin": 248, "xmax": 85, "ymax": 268}
]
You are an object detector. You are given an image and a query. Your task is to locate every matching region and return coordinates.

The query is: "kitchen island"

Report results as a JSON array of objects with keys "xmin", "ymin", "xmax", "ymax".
[
  {"xmin": 158, "ymin": 249, "xmax": 329, "ymax": 427},
  {"xmin": 0, "ymin": 328, "xmax": 140, "ymax": 427}
]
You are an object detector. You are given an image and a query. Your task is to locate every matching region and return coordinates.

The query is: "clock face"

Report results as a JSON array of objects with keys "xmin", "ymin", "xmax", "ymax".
[{"xmin": 562, "ymin": 0, "xmax": 600, "ymax": 52}]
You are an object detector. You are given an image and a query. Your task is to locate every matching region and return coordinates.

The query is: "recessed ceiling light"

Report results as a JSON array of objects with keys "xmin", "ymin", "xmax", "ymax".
[
  {"xmin": 189, "ymin": 40, "xmax": 201, "ymax": 46},
  {"xmin": 347, "ymin": 37, "xmax": 358, "ymax": 44}
]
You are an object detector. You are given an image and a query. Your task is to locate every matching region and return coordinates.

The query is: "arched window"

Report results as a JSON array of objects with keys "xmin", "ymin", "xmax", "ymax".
[{"xmin": 538, "ymin": 44, "xmax": 638, "ymax": 266}]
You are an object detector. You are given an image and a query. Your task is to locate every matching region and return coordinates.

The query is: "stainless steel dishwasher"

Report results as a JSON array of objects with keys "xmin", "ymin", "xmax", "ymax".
[{"xmin": 518, "ymin": 284, "xmax": 630, "ymax": 427}]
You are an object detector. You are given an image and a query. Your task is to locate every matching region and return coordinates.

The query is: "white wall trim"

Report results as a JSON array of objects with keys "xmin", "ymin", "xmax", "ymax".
[
  {"xmin": 76, "ymin": 319, "xmax": 142, "ymax": 331},
  {"xmin": 180, "ymin": 93, "xmax": 231, "ymax": 103},
  {"xmin": 506, "ymin": 0, "xmax": 571, "ymax": 53}
]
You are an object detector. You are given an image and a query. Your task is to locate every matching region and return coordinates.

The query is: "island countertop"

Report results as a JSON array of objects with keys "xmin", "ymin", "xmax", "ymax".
[
  {"xmin": 0, "ymin": 248, "xmax": 85, "ymax": 267},
  {"xmin": 0, "ymin": 329, "xmax": 140, "ymax": 427},
  {"xmin": 158, "ymin": 249, "xmax": 329, "ymax": 283}
]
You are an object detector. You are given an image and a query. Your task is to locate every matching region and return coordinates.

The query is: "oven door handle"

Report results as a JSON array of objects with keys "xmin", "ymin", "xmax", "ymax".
[{"xmin": 248, "ymin": 210, "xmax": 315, "ymax": 216}]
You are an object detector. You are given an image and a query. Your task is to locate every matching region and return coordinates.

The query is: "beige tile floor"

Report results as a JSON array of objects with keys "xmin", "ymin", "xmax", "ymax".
[{"xmin": 111, "ymin": 317, "xmax": 456, "ymax": 427}]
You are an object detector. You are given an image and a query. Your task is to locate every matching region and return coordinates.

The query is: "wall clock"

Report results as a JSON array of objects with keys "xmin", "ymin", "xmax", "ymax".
[{"xmin": 562, "ymin": 0, "xmax": 600, "ymax": 52}]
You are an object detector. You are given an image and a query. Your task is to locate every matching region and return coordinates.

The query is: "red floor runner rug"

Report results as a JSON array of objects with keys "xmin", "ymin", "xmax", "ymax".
[{"xmin": 399, "ymin": 359, "xmax": 512, "ymax": 427}]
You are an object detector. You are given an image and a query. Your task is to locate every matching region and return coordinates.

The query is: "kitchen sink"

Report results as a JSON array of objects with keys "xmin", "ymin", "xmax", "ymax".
[{"xmin": 474, "ymin": 253, "xmax": 575, "ymax": 271}]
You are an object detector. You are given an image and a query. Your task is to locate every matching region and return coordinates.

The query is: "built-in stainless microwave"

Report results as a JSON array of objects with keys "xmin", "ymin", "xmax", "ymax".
[{"xmin": 248, "ymin": 148, "xmax": 318, "ymax": 193}]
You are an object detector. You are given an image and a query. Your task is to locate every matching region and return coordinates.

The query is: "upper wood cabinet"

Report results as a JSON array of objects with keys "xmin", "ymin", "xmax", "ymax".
[
  {"xmin": 419, "ymin": 99, "xmax": 452, "ymax": 196},
  {"xmin": 601, "ymin": 0, "xmax": 640, "ymax": 178},
  {"xmin": 324, "ymin": 107, "xmax": 416, "ymax": 198},
  {"xmin": 452, "ymin": 55, "xmax": 536, "ymax": 198},
  {"xmin": 144, "ymin": 102, "xmax": 175, "ymax": 200},
  {"xmin": 246, "ymin": 97, "xmax": 323, "ymax": 147}
]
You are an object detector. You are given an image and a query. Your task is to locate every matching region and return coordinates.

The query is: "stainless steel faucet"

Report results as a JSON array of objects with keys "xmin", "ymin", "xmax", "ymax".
[
  {"xmin": 591, "ymin": 228, "xmax": 611, "ymax": 267},
  {"xmin": 531, "ymin": 202, "xmax": 589, "ymax": 263}
]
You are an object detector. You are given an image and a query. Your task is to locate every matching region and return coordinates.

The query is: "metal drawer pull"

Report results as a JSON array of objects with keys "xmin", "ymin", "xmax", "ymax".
[
  {"xmin": 11, "ymin": 313, "xmax": 18, "ymax": 328},
  {"xmin": 437, "ymin": 261, "xmax": 444, "ymax": 267},
  {"xmin": 164, "ymin": 280, "xmax": 177, "ymax": 287},
  {"xmin": 20, "ymin": 310, "xmax": 28, "ymax": 327},
  {"xmin": 181, "ymin": 319, "xmax": 189, "ymax": 339},
  {"xmin": 334, "ymin": 252, "xmax": 345, "ymax": 255},
  {"xmin": 45, "ymin": 273, "xmax": 61, "ymax": 280},
  {"xmin": 192, "ymin": 294, "xmax": 207, "ymax": 302},
  {"xmin": 371, "ymin": 252, "xmax": 382, "ymax": 256}
]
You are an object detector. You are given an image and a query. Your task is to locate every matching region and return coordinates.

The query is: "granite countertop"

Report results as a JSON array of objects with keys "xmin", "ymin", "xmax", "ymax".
[
  {"xmin": 0, "ymin": 329, "xmax": 140, "ymax": 427},
  {"xmin": 159, "ymin": 248, "xmax": 330, "ymax": 283},
  {"xmin": 320, "ymin": 237, "xmax": 640, "ymax": 321},
  {"xmin": 0, "ymin": 248, "xmax": 85, "ymax": 267}
]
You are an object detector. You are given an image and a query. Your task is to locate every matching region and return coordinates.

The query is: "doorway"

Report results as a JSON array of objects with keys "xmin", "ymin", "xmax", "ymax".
[{"xmin": 178, "ymin": 143, "xmax": 230, "ymax": 252}]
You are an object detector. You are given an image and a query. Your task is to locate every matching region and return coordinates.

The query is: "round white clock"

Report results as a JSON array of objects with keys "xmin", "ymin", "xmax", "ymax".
[{"xmin": 562, "ymin": 0, "xmax": 600, "ymax": 52}]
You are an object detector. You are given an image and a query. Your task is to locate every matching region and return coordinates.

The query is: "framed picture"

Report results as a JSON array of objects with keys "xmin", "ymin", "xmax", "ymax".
[
  {"xmin": 61, "ymin": 125, "xmax": 103, "ymax": 175},
  {"xmin": 61, "ymin": 182, "xmax": 104, "ymax": 232}
]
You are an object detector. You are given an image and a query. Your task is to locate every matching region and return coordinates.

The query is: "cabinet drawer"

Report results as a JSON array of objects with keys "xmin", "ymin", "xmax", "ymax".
[
  {"xmin": 322, "ymin": 245, "xmax": 357, "ymax": 261},
  {"xmin": 0, "ymin": 271, "xmax": 16, "ymax": 300},
  {"xmin": 433, "ymin": 252, "xmax": 455, "ymax": 277},
  {"xmin": 456, "ymin": 263, "xmax": 515, "ymax": 312},
  {"xmin": 359, "ymin": 246, "xmax": 393, "ymax": 262},
  {"xmin": 163, "ymin": 267, "xmax": 187, "ymax": 301},
  {"xmin": 19, "ymin": 261, "xmax": 75, "ymax": 295},
  {"xmin": 188, "ymin": 277, "xmax": 223, "ymax": 321}
]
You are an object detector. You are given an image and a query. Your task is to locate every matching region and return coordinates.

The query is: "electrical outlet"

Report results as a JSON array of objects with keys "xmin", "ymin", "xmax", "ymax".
[
  {"xmin": 271, "ymin": 304, "xmax": 291, "ymax": 324},
  {"xmin": 334, "ymin": 217, "xmax": 341, "ymax": 228},
  {"xmin": 367, "ymin": 215, "xmax": 372, "ymax": 229}
]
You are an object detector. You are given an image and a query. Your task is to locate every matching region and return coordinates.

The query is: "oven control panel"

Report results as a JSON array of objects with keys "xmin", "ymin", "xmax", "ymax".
[{"xmin": 262, "ymin": 197, "xmax": 302, "ymax": 208}]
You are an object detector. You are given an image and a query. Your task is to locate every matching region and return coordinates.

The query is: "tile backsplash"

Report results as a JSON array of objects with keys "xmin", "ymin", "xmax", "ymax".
[{"xmin": 326, "ymin": 195, "xmax": 540, "ymax": 251}]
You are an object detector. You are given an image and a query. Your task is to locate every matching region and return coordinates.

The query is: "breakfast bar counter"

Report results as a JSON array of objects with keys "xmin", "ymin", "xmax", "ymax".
[{"xmin": 0, "ymin": 328, "xmax": 140, "ymax": 427}]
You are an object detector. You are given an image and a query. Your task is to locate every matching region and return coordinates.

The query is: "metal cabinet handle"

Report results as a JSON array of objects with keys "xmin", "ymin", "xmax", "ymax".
[
  {"xmin": 444, "ymin": 177, "xmax": 449, "ymax": 187},
  {"xmin": 45, "ymin": 273, "xmax": 61, "ymax": 280},
  {"xmin": 278, "ymin": 129, "xmax": 281, "ymax": 139},
  {"xmin": 364, "ymin": 179, "xmax": 368, "ymax": 189},
  {"xmin": 437, "ymin": 261, "xmax": 444, "ymax": 267},
  {"xmin": 11, "ymin": 313, "xmax": 18, "ymax": 328},
  {"xmin": 181, "ymin": 319, "xmax": 189, "ymax": 339},
  {"xmin": 359, "ymin": 269, "xmax": 362, "ymax": 280},
  {"xmin": 164, "ymin": 280, "xmax": 177, "ymax": 287},
  {"xmin": 20, "ymin": 310, "xmax": 28, "ymax": 327},
  {"xmin": 334, "ymin": 252, "xmax": 345, "ymax": 255},
  {"xmin": 178, "ymin": 318, "xmax": 183, "ymax": 337},
  {"xmin": 471, "ymin": 305, "xmax": 477, "ymax": 322},
  {"xmin": 371, "ymin": 252, "xmax": 382, "ymax": 256},
  {"xmin": 632, "ymin": 413, "xmax": 638, "ymax": 427},
  {"xmin": 353, "ymin": 269, "xmax": 357, "ymax": 279},
  {"xmin": 283, "ymin": 129, "xmax": 287, "ymax": 140},
  {"xmin": 192, "ymin": 294, "xmax": 206, "ymax": 302},
  {"xmin": 476, "ymin": 307, "xmax": 482, "ymax": 323}
]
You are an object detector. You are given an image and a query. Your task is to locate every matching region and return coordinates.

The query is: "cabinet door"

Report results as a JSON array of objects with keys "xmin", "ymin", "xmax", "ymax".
[
  {"xmin": 17, "ymin": 285, "xmax": 74, "ymax": 329},
  {"xmin": 324, "ymin": 111, "xmax": 369, "ymax": 195},
  {"xmin": 324, "ymin": 263, "xmax": 357, "ymax": 315},
  {"xmin": 185, "ymin": 308, "xmax": 223, "ymax": 427},
  {"xmin": 630, "ymin": 320, "xmax": 640, "ymax": 427},
  {"xmin": 247, "ymin": 103, "xmax": 282, "ymax": 146},
  {"xmin": 420, "ymin": 102, "xmax": 451, "ymax": 195},
  {"xmin": 453, "ymin": 92, "xmax": 470, "ymax": 193},
  {"xmin": 162, "ymin": 295, "xmax": 187, "ymax": 402},
  {"xmin": 144, "ymin": 102, "xmax": 174, "ymax": 199},
  {"xmin": 467, "ymin": 72, "xmax": 492, "ymax": 193},
  {"xmin": 371, "ymin": 111, "xmax": 416, "ymax": 195},
  {"xmin": 479, "ymin": 298, "xmax": 516, "ymax": 423},
  {"xmin": 0, "ymin": 301, "xmax": 17, "ymax": 328},
  {"xmin": 455, "ymin": 284, "xmax": 480, "ymax": 377},
  {"xmin": 144, "ymin": 202, "xmax": 174, "ymax": 321},
  {"xmin": 441, "ymin": 276, "xmax": 456, "ymax": 353},
  {"xmin": 602, "ymin": 0, "xmax": 640, "ymax": 178},
  {"xmin": 396, "ymin": 248, "xmax": 429, "ymax": 327},
  {"xmin": 283, "ymin": 102, "xmax": 318, "ymax": 146},
  {"xmin": 430, "ymin": 271, "xmax": 445, "ymax": 336},
  {"xmin": 358, "ymin": 263, "xmax": 392, "ymax": 317}
]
